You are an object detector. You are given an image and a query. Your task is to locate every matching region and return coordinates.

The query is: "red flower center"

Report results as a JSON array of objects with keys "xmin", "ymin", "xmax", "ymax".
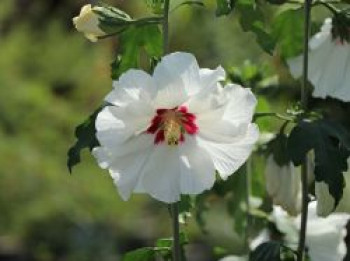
[{"xmin": 146, "ymin": 106, "xmax": 198, "ymax": 145}]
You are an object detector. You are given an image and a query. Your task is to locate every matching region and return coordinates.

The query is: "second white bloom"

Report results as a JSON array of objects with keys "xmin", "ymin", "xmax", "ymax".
[{"xmin": 288, "ymin": 18, "xmax": 350, "ymax": 101}]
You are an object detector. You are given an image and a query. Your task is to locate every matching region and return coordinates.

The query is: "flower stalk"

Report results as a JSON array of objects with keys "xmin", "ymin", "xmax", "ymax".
[
  {"xmin": 171, "ymin": 203, "xmax": 181, "ymax": 261},
  {"xmin": 297, "ymin": 0, "xmax": 312, "ymax": 260}
]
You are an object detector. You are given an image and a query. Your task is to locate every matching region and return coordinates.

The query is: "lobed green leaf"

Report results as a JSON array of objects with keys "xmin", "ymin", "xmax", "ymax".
[
  {"xmin": 111, "ymin": 25, "xmax": 162, "ymax": 80},
  {"xmin": 122, "ymin": 248, "xmax": 156, "ymax": 261},
  {"xmin": 287, "ymin": 119, "xmax": 350, "ymax": 211},
  {"xmin": 250, "ymin": 241, "xmax": 281, "ymax": 261},
  {"xmin": 67, "ymin": 107, "xmax": 102, "ymax": 173}
]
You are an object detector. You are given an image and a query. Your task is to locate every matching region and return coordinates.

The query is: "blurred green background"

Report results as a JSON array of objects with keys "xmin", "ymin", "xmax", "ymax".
[{"xmin": 0, "ymin": 0, "xmax": 310, "ymax": 260}]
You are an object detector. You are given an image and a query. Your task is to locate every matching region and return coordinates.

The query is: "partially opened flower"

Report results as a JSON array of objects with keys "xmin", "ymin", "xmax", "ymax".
[
  {"xmin": 265, "ymin": 155, "xmax": 302, "ymax": 216},
  {"xmin": 288, "ymin": 17, "xmax": 350, "ymax": 101},
  {"xmin": 92, "ymin": 52, "xmax": 259, "ymax": 203}
]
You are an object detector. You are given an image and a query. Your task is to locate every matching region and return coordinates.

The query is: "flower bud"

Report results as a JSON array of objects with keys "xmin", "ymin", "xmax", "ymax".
[
  {"xmin": 73, "ymin": 4, "xmax": 105, "ymax": 42},
  {"xmin": 73, "ymin": 4, "xmax": 132, "ymax": 42},
  {"xmin": 265, "ymin": 155, "xmax": 302, "ymax": 216}
]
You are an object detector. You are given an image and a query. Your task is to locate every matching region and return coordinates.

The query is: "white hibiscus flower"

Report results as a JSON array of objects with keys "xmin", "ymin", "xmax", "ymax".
[
  {"xmin": 288, "ymin": 18, "xmax": 350, "ymax": 101},
  {"xmin": 92, "ymin": 52, "xmax": 259, "ymax": 203},
  {"xmin": 271, "ymin": 202, "xmax": 350, "ymax": 261}
]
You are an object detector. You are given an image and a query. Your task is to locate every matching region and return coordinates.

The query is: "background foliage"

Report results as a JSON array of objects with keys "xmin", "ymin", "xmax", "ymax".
[{"xmin": 1, "ymin": 0, "xmax": 349, "ymax": 260}]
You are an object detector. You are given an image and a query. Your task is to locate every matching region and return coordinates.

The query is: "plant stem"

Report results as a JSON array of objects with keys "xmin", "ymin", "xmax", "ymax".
[
  {"xmin": 163, "ymin": 0, "xmax": 170, "ymax": 54},
  {"xmin": 244, "ymin": 160, "xmax": 252, "ymax": 252},
  {"xmin": 253, "ymin": 112, "xmax": 294, "ymax": 122},
  {"xmin": 171, "ymin": 203, "xmax": 181, "ymax": 261},
  {"xmin": 297, "ymin": 0, "xmax": 312, "ymax": 260}
]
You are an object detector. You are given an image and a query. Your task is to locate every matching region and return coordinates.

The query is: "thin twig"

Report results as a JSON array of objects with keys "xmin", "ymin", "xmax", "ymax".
[
  {"xmin": 171, "ymin": 203, "xmax": 181, "ymax": 261},
  {"xmin": 163, "ymin": 0, "xmax": 170, "ymax": 54},
  {"xmin": 253, "ymin": 112, "xmax": 294, "ymax": 122},
  {"xmin": 296, "ymin": 0, "xmax": 312, "ymax": 259},
  {"xmin": 245, "ymin": 159, "xmax": 252, "ymax": 252}
]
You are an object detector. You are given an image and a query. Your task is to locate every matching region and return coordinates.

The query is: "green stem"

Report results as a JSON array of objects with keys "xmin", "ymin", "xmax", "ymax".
[
  {"xmin": 313, "ymin": 0, "xmax": 340, "ymax": 13},
  {"xmin": 163, "ymin": 0, "xmax": 170, "ymax": 54},
  {"xmin": 171, "ymin": 203, "xmax": 181, "ymax": 261},
  {"xmin": 253, "ymin": 112, "xmax": 294, "ymax": 122},
  {"xmin": 297, "ymin": 0, "xmax": 312, "ymax": 260},
  {"xmin": 245, "ymin": 160, "xmax": 252, "ymax": 252}
]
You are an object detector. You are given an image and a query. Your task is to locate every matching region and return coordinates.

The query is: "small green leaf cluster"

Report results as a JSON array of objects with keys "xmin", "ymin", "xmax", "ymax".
[{"xmin": 122, "ymin": 232, "xmax": 188, "ymax": 261}]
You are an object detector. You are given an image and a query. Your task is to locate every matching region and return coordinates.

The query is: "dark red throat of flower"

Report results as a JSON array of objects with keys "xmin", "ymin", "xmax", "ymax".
[{"xmin": 146, "ymin": 106, "xmax": 198, "ymax": 145}]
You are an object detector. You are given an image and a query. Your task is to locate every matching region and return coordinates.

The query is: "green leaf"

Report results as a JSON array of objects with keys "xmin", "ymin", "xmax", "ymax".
[
  {"xmin": 236, "ymin": 0, "xmax": 275, "ymax": 54},
  {"xmin": 111, "ymin": 25, "xmax": 162, "ymax": 79},
  {"xmin": 216, "ymin": 0, "xmax": 235, "ymax": 16},
  {"xmin": 122, "ymin": 248, "xmax": 156, "ymax": 261},
  {"xmin": 156, "ymin": 232, "xmax": 189, "ymax": 248},
  {"xmin": 271, "ymin": 8, "xmax": 304, "ymax": 59},
  {"xmin": 94, "ymin": 4, "xmax": 133, "ymax": 35},
  {"xmin": 178, "ymin": 195, "xmax": 194, "ymax": 213},
  {"xmin": 146, "ymin": 0, "xmax": 165, "ymax": 14},
  {"xmin": 194, "ymin": 193, "xmax": 209, "ymax": 233},
  {"xmin": 287, "ymin": 119, "xmax": 350, "ymax": 211},
  {"xmin": 155, "ymin": 232, "xmax": 189, "ymax": 261},
  {"xmin": 267, "ymin": 132, "xmax": 290, "ymax": 166},
  {"xmin": 250, "ymin": 241, "xmax": 281, "ymax": 261},
  {"xmin": 67, "ymin": 107, "xmax": 101, "ymax": 173}
]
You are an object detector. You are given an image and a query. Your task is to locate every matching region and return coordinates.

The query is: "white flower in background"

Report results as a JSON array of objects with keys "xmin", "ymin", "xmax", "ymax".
[
  {"xmin": 93, "ymin": 52, "xmax": 259, "ymax": 203},
  {"xmin": 316, "ymin": 157, "xmax": 350, "ymax": 216},
  {"xmin": 271, "ymin": 202, "xmax": 350, "ymax": 261},
  {"xmin": 73, "ymin": 4, "xmax": 106, "ymax": 42},
  {"xmin": 219, "ymin": 256, "xmax": 247, "ymax": 261},
  {"xmin": 265, "ymin": 155, "xmax": 302, "ymax": 216},
  {"xmin": 303, "ymin": 202, "xmax": 350, "ymax": 261},
  {"xmin": 288, "ymin": 18, "xmax": 350, "ymax": 101}
]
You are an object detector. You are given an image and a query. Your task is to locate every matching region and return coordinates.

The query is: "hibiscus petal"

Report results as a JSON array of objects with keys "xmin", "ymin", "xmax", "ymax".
[
  {"xmin": 153, "ymin": 52, "xmax": 201, "ymax": 108},
  {"xmin": 105, "ymin": 69, "xmax": 156, "ymax": 106},
  {"xmin": 95, "ymin": 105, "xmax": 153, "ymax": 147},
  {"xmin": 93, "ymin": 135, "xmax": 153, "ymax": 200},
  {"xmin": 223, "ymin": 84, "xmax": 257, "ymax": 124},
  {"xmin": 303, "ymin": 202, "xmax": 350, "ymax": 261},
  {"xmin": 198, "ymin": 123, "xmax": 259, "ymax": 179},
  {"xmin": 140, "ymin": 145, "xmax": 181, "ymax": 203},
  {"xmin": 189, "ymin": 84, "xmax": 256, "ymax": 127},
  {"xmin": 331, "ymin": 45, "xmax": 350, "ymax": 101},
  {"xmin": 178, "ymin": 137, "xmax": 216, "ymax": 194},
  {"xmin": 314, "ymin": 42, "xmax": 349, "ymax": 98},
  {"xmin": 199, "ymin": 66, "xmax": 226, "ymax": 91}
]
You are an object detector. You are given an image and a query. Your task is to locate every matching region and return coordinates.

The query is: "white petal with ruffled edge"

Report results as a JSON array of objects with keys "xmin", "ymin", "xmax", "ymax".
[
  {"xmin": 96, "ymin": 105, "xmax": 153, "ymax": 147},
  {"xmin": 106, "ymin": 69, "xmax": 157, "ymax": 107},
  {"xmin": 198, "ymin": 123, "xmax": 259, "ymax": 179},
  {"xmin": 153, "ymin": 52, "xmax": 201, "ymax": 108}
]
